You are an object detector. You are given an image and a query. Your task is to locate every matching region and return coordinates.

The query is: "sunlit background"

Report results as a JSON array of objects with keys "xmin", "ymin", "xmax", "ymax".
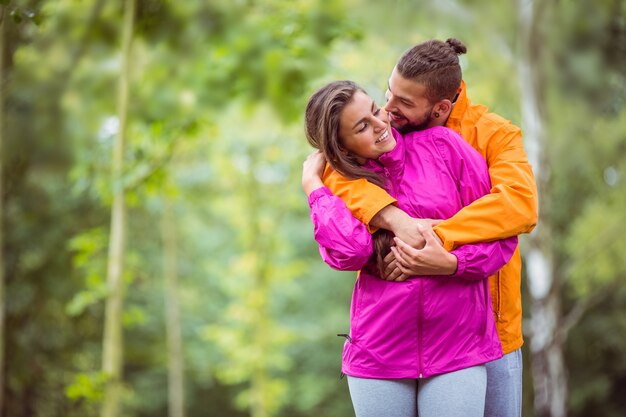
[{"xmin": 2, "ymin": 0, "xmax": 626, "ymax": 416}]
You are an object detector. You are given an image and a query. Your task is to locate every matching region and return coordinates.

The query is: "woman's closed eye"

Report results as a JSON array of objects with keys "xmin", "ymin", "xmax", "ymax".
[{"xmin": 357, "ymin": 108, "xmax": 382, "ymax": 132}]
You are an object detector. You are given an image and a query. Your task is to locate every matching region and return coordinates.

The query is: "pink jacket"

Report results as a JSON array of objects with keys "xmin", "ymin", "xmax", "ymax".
[{"xmin": 308, "ymin": 126, "xmax": 517, "ymax": 378}]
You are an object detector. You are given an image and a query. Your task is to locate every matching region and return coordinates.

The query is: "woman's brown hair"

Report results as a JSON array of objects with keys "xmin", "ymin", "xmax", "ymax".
[{"xmin": 304, "ymin": 80, "xmax": 392, "ymax": 276}]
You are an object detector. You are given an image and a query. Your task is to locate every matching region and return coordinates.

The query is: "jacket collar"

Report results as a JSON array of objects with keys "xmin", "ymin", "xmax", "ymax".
[
  {"xmin": 363, "ymin": 128, "xmax": 405, "ymax": 177},
  {"xmin": 445, "ymin": 80, "xmax": 469, "ymax": 136}
]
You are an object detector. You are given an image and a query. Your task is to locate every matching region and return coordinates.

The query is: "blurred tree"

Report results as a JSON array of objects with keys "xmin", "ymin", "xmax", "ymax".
[
  {"xmin": 552, "ymin": 0, "xmax": 626, "ymax": 410},
  {"xmin": 518, "ymin": 0, "xmax": 626, "ymax": 416},
  {"xmin": 0, "ymin": 5, "xmax": 5, "ymax": 416},
  {"xmin": 1, "ymin": 1, "xmax": 624, "ymax": 417},
  {"xmin": 161, "ymin": 196, "xmax": 185, "ymax": 417},
  {"xmin": 202, "ymin": 108, "xmax": 335, "ymax": 417},
  {"xmin": 101, "ymin": 0, "xmax": 135, "ymax": 416},
  {"xmin": 2, "ymin": 1, "xmax": 103, "ymax": 416},
  {"xmin": 516, "ymin": 0, "xmax": 566, "ymax": 416}
]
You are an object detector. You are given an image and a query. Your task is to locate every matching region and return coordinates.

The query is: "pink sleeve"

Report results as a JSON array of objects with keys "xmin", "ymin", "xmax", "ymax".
[
  {"xmin": 308, "ymin": 187, "xmax": 373, "ymax": 271},
  {"xmin": 435, "ymin": 128, "xmax": 518, "ymax": 280},
  {"xmin": 451, "ymin": 237, "xmax": 518, "ymax": 280}
]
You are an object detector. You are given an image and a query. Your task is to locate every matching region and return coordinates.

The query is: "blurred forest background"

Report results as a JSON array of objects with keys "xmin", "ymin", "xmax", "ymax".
[{"xmin": 1, "ymin": 0, "xmax": 625, "ymax": 416}]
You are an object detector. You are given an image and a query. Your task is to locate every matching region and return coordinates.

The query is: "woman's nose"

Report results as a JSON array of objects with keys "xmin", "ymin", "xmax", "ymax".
[{"xmin": 374, "ymin": 110, "xmax": 388, "ymax": 129}]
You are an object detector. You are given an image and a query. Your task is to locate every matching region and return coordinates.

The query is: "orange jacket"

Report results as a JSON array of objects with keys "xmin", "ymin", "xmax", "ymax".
[{"xmin": 321, "ymin": 81, "xmax": 538, "ymax": 354}]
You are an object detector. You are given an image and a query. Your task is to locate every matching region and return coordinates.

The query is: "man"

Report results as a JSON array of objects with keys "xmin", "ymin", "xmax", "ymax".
[{"xmin": 321, "ymin": 38, "xmax": 538, "ymax": 417}]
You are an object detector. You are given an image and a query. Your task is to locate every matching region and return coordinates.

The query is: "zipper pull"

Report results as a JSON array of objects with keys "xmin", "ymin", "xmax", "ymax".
[{"xmin": 337, "ymin": 333, "xmax": 352, "ymax": 343}]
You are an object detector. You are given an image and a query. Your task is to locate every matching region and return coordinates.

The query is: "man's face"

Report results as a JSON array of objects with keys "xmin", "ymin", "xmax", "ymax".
[{"xmin": 385, "ymin": 67, "xmax": 436, "ymax": 134}]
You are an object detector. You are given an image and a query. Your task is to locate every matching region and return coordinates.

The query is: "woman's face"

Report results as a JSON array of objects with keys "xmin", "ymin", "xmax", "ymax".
[{"xmin": 338, "ymin": 90, "xmax": 395, "ymax": 163}]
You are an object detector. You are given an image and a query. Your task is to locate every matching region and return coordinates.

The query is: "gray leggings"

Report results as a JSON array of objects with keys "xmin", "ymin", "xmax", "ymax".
[{"xmin": 347, "ymin": 365, "xmax": 487, "ymax": 417}]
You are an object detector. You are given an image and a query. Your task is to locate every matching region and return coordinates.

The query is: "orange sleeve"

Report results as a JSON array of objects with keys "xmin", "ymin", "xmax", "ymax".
[
  {"xmin": 434, "ymin": 127, "xmax": 538, "ymax": 251},
  {"xmin": 321, "ymin": 163, "xmax": 397, "ymax": 233}
]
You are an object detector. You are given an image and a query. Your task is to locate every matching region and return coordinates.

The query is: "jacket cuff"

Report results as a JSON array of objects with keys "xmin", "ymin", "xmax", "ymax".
[
  {"xmin": 307, "ymin": 186, "xmax": 332, "ymax": 207},
  {"xmin": 449, "ymin": 250, "xmax": 465, "ymax": 277}
]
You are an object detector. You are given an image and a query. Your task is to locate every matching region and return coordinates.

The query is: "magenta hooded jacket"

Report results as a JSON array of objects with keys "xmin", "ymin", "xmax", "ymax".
[{"xmin": 308, "ymin": 126, "xmax": 518, "ymax": 379}]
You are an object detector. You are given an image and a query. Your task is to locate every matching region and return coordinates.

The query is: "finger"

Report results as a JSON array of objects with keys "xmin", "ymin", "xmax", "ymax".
[
  {"xmin": 391, "ymin": 246, "xmax": 412, "ymax": 269},
  {"xmin": 393, "ymin": 237, "xmax": 419, "ymax": 261},
  {"xmin": 393, "ymin": 237, "xmax": 412, "ymax": 252},
  {"xmin": 394, "ymin": 272, "xmax": 409, "ymax": 282},
  {"xmin": 431, "ymin": 229, "xmax": 443, "ymax": 246},
  {"xmin": 394, "ymin": 263, "xmax": 413, "ymax": 280},
  {"xmin": 383, "ymin": 251, "xmax": 396, "ymax": 276},
  {"xmin": 417, "ymin": 224, "xmax": 439, "ymax": 247},
  {"xmin": 386, "ymin": 265, "xmax": 403, "ymax": 281},
  {"xmin": 382, "ymin": 256, "xmax": 400, "ymax": 281}
]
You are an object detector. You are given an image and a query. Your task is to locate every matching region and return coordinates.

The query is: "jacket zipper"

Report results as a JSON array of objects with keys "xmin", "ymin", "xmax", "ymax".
[
  {"xmin": 418, "ymin": 279, "xmax": 424, "ymax": 378},
  {"xmin": 496, "ymin": 271, "xmax": 502, "ymax": 321}
]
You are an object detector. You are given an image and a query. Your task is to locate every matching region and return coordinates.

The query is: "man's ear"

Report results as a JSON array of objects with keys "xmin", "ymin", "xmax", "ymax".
[{"xmin": 434, "ymin": 99, "xmax": 452, "ymax": 116}]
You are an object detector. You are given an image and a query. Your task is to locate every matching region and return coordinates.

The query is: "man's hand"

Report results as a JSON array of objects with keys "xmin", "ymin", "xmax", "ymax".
[
  {"xmin": 371, "ymin": 205, "xmax": 441, "ymax": 249},
  {"xmin": 302, "ymin": 151, "xmax": 326, "ymax": 196},
  {"xmin": 389, "ymin": 225, "xmax": 457, "ymax": 277}
]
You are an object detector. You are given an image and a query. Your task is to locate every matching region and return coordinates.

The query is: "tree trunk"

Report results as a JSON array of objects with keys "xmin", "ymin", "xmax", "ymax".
[
  {"xmin": 101, "ymin": 1, "xmax": 135, "ymax": 416},
  {"xmin": 517, "ymin": 1, "xmax": 568, "ymax": 416},
  {"xmin": 0, "ymin": 7, "xmax": 5, "ymax": 417},
  {"xmin": 161, "ymin": 199, "xmax": 185, "ymax": 417},
  {"xmin": 246, "ymin": 150, "xmax": 270, "ymax": 417}
]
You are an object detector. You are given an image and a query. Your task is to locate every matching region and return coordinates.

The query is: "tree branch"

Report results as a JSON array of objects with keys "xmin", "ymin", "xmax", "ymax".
[
  {"xmin": 555, "ymin": 281, "xmax": 620, "ymax": 345},
  {"xmin": 123, "ymin": 138, "xmax": 179, "ymax": 191},
  {"xmin": 57, "ymin": 0, "xmax": 107, "ymax": 94}
]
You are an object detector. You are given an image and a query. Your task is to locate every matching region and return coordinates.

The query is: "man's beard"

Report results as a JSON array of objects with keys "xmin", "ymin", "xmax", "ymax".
[{"xmin": 393, "ymin": 107, "xmax": 435, "ymax": 134}]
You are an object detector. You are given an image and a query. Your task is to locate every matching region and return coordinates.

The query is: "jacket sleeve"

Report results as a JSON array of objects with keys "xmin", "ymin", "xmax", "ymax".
[
  {"xmin": 434, "ymin": 124, "xmax": 538, "ymax": 251},
  {"xmin": 308, "ymin": 186, "xmax": 374, "ymax": 271},
  {"xmin": 321, "ymin": 164, "xmax": 397, "ymax": 233},
  {"xmin": 450, "ymin": 237, "xmax": 518, "ymax": 280},
  {"xmin": 434, "ymin": 129, "xmax": 518, "ymax": 280}
]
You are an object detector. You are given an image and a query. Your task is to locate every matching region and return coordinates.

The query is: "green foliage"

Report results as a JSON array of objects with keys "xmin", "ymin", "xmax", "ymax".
[
  {"xmin": 554, "ymin": 108, "xmax": 626, "ymax": 296},
  {"xmin": 3, "ymin": 1, "xmax": 626, "ymax": 417},
  {"xmin": 65, "ymin": 371, "xmax": 108, "ymax": 403},
  {"xmin": 66, "ymin": 227, "xmax": 108, "ymax": 315},
  {"xmin": 566, "ymin": 286, "xmax": 626, "ymax": 417},
  {"xmin": 537, "ymin": 2, "xmax": 626, "ymax": 415},
  {"xmin": 201, "ymin": 0, "xmax": 360, "ymax": 121}
]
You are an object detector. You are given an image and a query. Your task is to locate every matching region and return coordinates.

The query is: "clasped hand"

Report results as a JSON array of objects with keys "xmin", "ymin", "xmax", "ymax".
[{"xmin": 383, "ymin": 224, "xmax": 457, "ymax": 281}]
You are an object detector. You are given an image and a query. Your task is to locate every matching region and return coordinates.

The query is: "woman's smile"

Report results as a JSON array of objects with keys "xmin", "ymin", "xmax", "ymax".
[{"xmin": 375, "ymin": 129, "xmax": 390, "ymax": 144}]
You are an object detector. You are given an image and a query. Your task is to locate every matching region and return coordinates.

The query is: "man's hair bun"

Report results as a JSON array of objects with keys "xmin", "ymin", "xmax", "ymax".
[{"xmin": 445, "ymin": 38, "xmax": 467, "ymax": 55}]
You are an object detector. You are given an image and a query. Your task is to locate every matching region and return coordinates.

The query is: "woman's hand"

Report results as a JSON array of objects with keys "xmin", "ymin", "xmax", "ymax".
[
  {"xmin": 381, "ymin": 218, "xmax": 443, "ymax": 281},
  {"xmin": 302, "ymin": 151, "xmax": 326, "ymax": 196},
  {"xmin": 389, "ymin": 225, "xmax": 458, "ymax": 277}
]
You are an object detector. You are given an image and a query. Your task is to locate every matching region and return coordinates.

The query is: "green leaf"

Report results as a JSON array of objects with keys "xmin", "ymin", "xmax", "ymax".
[{"xmin": 10, "ymin": 8, "xmax": 21, "ymax": 23}]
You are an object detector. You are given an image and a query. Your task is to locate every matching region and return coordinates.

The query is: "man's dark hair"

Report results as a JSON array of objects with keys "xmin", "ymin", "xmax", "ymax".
[{"xmin": 396, "ymin": 38, "xmax": 467, "ymax": 103}]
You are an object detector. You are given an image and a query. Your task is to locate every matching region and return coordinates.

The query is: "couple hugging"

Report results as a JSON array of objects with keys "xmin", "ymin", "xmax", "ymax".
[{"xmin": 301, "ymin": 38, "xmax": 538, "ymax": 417}]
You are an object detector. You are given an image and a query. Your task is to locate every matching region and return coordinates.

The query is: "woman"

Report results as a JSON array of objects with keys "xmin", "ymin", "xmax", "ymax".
[{"xmin": 301, "ymin": 80, "xmax": 517, "ymax": 417}]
